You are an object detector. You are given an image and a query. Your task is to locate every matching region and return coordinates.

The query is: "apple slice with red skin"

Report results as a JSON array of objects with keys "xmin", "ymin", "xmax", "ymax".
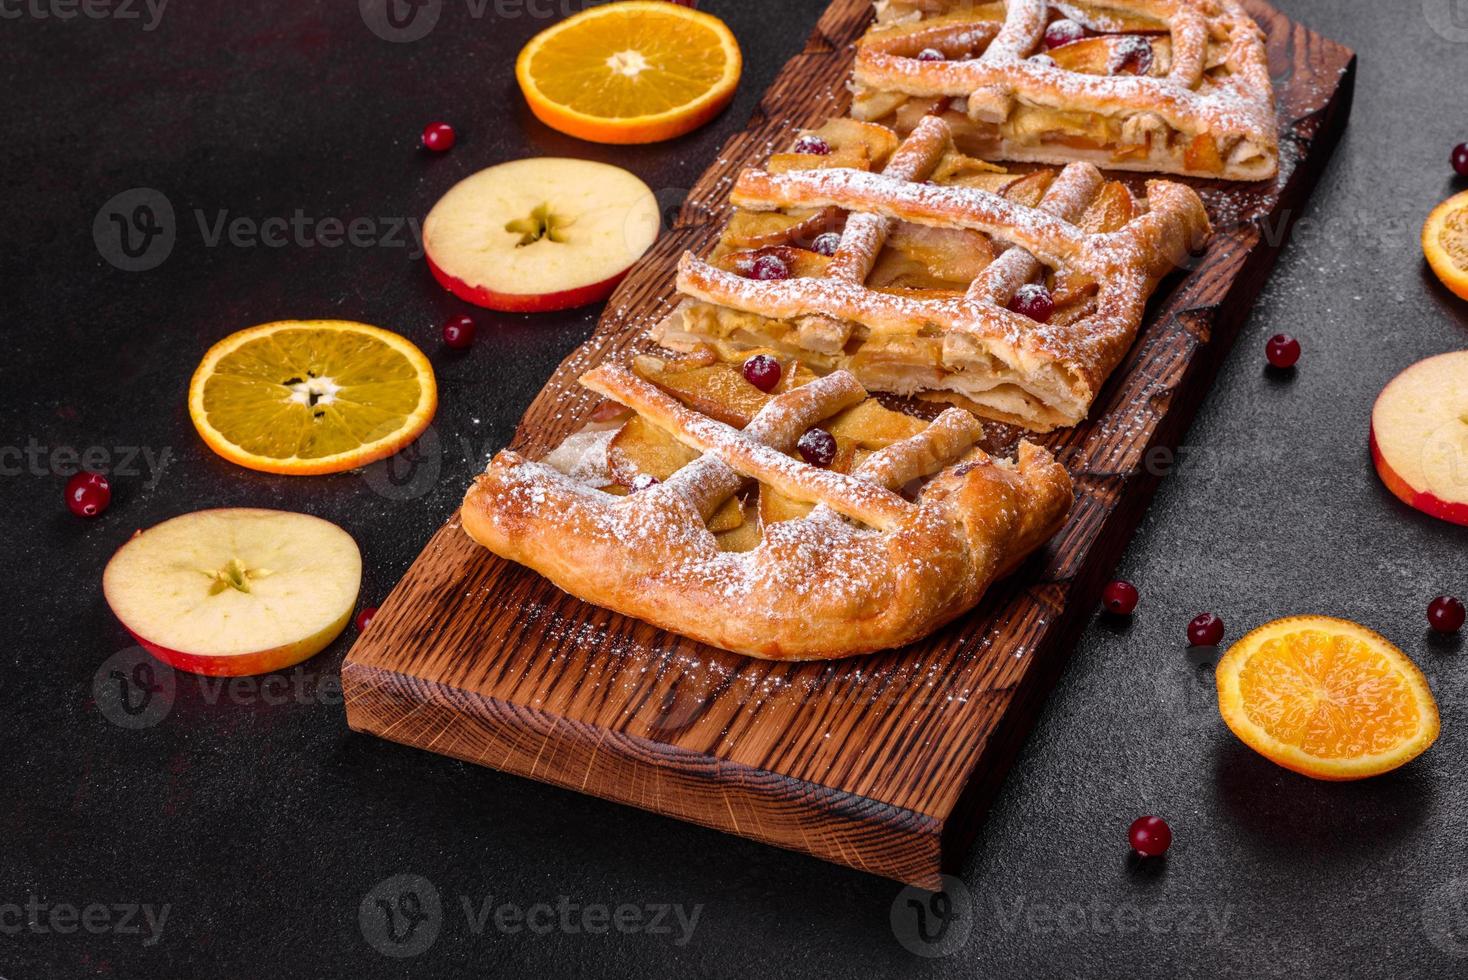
[
  {"xmin": 423, "ymin": 158, "xmax": 660, "ymax": 313},
  {"xmin": 1370, "ymin": 351, "xmax": 1468, "ymax": 526},
  {"xmin": 103, "ymin": 509, "xmax": 362, "ymax": 676}
]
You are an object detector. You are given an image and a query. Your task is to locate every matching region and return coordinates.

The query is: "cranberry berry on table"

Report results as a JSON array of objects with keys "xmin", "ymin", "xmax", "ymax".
[
  {"xmin": 1188, "ymin": 613, "xmax": 1225, "ymax": 647},
  {"xmin": 422, "ymin": 121, "xmax": 456, "ymax": 152},
  {"xmin": 1428, "ymin": 595, "xmax": 1465, "ymax": 634},
  {"xmin": 65, "ymin": 471, "xmax": 111, "ymax": 518},
  {"xmin": 1102, "ymin": 580, "xmax": 1139, "ymax": 616}
]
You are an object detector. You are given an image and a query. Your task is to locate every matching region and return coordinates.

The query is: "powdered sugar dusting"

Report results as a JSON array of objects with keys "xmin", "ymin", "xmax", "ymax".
[{"xmin": 856, "ymin": 0, "xmax": 1278, "ymax": 154}]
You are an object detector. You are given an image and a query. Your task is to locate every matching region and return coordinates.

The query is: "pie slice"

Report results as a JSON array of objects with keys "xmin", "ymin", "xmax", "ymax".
[
  {"xmin": 652, "ymin": 114, "xmax": 1211, "ymax": 431},
  {"xmin": 460, "ymin": 349, "xmax": 1073, "ymax": 660},
  {"xmin": 850, "ymin": 0, "xmax": 1278, "ymax": 181}
]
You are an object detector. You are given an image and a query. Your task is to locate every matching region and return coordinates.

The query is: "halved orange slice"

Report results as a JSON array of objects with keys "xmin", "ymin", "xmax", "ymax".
[
  {"xmin": 1216, "ymin": 616, "xmax": 1440, "ymax": 781},
  {"xmin": 1424, "ymin": 189, "xmax": 1468, "ymax": 300},
  {"xmin": 516, "ymin": 1, "xmax": 742, "ymax": 145},
  {"xmin": 188, "ymin": 320, "xmax": 437, "ymax": 476}
]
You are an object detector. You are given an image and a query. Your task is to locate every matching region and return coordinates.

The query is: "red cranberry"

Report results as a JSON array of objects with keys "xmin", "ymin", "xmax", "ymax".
[
  {"xmin": 1428, "ymin": 595, "xmax": 1466, "ymax": 634},
  {"xmin": 793, "ymin": 135, "xmax": 831, "ymax": 155},
  {"xmin": 811, "ymin": 232, "xmax": 842, "ymax": 256},
  {"xmin": 422, "ymin": 121, "xmax": 456, "ymax": 152},
  {"xmin": 1129, "ymin": 816, "xmax": 1172, "ymax": 857},
  {"xmin": 65, "ymin": 471, "xmax": 111, "ymax": 518},
  {"xmin": 1102, "ymin": 580, "xmax": 1139, "ymax": 615},
  {"xmin": 1266, "ymin": 333, "xmax": 1300, "ymax": 369},
  {"xmin": 355, "ymin": 607, "xmax": 378, "ymax": 632},
  {"xmin": 1008, "ymin": 283, "xmax": 1055, "ymax": 323},
  {"xmin": 1188, "ymin": 613, "xmax": 1225, "ymax": 647},
  {"xmin": 630, "ymin": 474, "xmax": 660, "ymax": 493},
  {"xmin": 1110, "ymin": 36, "xmax": 1154, "ymax": 76},
  {"xmin": 797, "ymin": 428, "xmax": 837, "ymax": 467},
  {"xmin": 1043, "ymin": 18, "xmax": 1086, "ymax": 49},
  {"xmin": 750, "ymin": 254, "xmax": 791, "ymax": 281},
  {"xmin": 1453, "ymin": 143, "xmax": 1468, "ymax": 177},
  {"xmin": 442, "ymin": 315, "xmax": 476, "ymax": 350},
  {"xmin": 742, "ymin": 354, "xmax": 782, "ymax": 393},
  {"xmin": 916, "ymin": 47, "xmax": 946, "ymax": 62}
]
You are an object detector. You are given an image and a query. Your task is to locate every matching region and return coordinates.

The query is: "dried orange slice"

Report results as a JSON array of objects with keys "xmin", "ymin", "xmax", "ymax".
[
  {"xmin": 1424, "ymin": 189, "xmax": 1468, "ymax": 300},
  {"xmin": 188, "ymin": 320, "xmax": 437, "ymax": 476},
  {"xmin": 516, "ymin": 1, "xmax": 742, "ymax": 145},
  {"xmin": 1216, "ymin": 616, "xmax": 1440, "ymax": 781}
]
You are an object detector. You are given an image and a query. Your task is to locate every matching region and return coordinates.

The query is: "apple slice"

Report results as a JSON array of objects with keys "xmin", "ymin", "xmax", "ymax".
[
  {"xmin": 826, "ymin": 398, "xmax": 929, "ymax": 449},
  {"xmin": 1000, "ymin": 169, "xmax": 1058, "ymax": 208},
  {"xmin": 423, "ymin": 158, "xmax": 660, "ymax": 313},
  {"xmin": 103, "ymin": 509, "xmax": 362, "ymax": 676},
  {"xmin": 1370, "ymin": 351, "xmax": 1468, "ymax": 526},
  {"xmin": 723, "ymin": 207, "xmax": 843, "ymax": 250}
]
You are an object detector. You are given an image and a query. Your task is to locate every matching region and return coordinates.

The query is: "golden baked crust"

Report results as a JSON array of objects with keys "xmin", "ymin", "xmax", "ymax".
[
  {"xmin": 655, "ymin": 115, "xmax": 1211, "ymax": 432},
  {"xmin": 461, "ymin": 363, "xmax": 1072, "ymax": 660},
  {"xmin": 851, "ymin": 0, "xmax": 1278, "ymax": 180}
]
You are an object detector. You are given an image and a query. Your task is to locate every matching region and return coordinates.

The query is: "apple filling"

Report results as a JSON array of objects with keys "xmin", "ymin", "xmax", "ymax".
[
  {"xmin": 653, "ymin": 301, "xmax": 1086, "ymax": 431},
  {"xmin": 651, "ymin": 116, "xmax": 1145, "ymax": 430},
  {"xmin": 852, "ymin": 0, "xmax": 1277, "ymax": 179},
  {"xmin": 857, "ymin": 93, "xmax": 1270, "ymax": 178},
  {"xmin": 542, "ymin": 349, "xmax": 943, "ymax": 552}
]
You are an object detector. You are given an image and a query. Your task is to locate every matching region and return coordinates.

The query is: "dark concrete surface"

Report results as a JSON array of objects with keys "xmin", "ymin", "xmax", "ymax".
[{"xmin": 2, "ymin": 1, "xmax": 1466, "ymax": 977}]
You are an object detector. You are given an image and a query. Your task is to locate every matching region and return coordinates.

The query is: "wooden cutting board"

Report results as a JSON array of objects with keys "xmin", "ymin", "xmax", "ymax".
[{"xmin": 343, "ymin": 0, "xmax": 1354, "ymax": 889}]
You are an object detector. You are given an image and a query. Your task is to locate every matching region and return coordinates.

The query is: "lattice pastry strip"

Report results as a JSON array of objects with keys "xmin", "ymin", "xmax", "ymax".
[
  {"xmin": 852, "ymin": 0, "xmax": 1277, "ymax": 180},
  {"xmin": 461, "ymin": 364, "xmax": 1073, "ymax": 661},
  {"xmin": 659, "ymin": 114, "xmax": 1210, "ymax": 432}
]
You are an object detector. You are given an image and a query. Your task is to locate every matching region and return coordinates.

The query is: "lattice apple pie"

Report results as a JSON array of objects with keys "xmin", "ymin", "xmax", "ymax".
[
  {"xmin": 652, "ymin": 115, "xmax": 1211, "ymax": 431},
  {"xmin": 850, "ymin": 0, "xmax": 1278, "ymax": 181},
  {"xmin": 461, "ymin": 349, "xmax": 1072, "ymax": 659}
]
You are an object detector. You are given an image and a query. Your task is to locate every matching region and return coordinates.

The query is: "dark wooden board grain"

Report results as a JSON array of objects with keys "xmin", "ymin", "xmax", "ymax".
[{"xmin": 342, "ymin": 0, "xmax": 1355, "ymax": 888}]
